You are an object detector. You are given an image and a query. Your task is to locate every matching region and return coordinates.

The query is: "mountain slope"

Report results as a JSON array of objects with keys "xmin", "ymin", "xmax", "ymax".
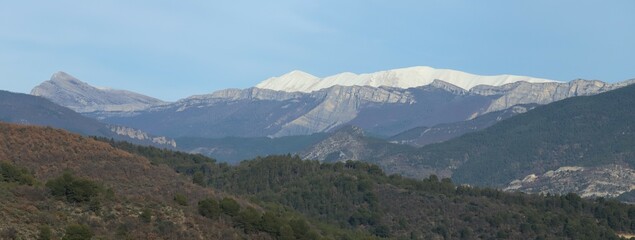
[
  {"xmin": 0, "ymin": 90, "xmax": 175, "ymax": 147},
  {"xmin": 300, "ymin": 82, "xmax": 635, "ymax": 197},
  {"xmin": 389, "ymin": 104, "xmax": 537, "ymax": 147},
  {"xmin": 0, "ymin": 123, "xmax": 248, "ymax": 239},
  {"xmin": 98, "ymin": 143, "xmax": 635, "ymax": 240},
  {"xmin": 31, "ymin": 72, "xmax": 165, "ymax": 113},
  {"xmin": 1, "ymin": 90, "xmax": 109, "ymax": 136},
  {"xmin": 0, "ymin": 123, "xmax": 382, "ymax": 239},
  {"xmin": 301, "ymin": 126, "xmax": 416, "ymax": 164},
  {"xmin": 256, "ymin": 66, "xmax": 557, "ymax": 92},
  {"xmin": 409, "ymin": 82, "xmax": 635, "ymax": 188}
]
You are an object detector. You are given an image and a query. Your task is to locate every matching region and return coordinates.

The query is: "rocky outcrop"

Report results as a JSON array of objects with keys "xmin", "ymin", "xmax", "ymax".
[
  {"xmin": 476, "ymin": 80, "xmax": 631, "ymax": 113},
  {"xmin": 301, "ymin": 126, "xmax": 369, "ymax": 162},
  {"xmin": 505, "ymin": 165, "xmax": 635, "ymax": 198},
  {"xmin": 31, "ymin": 72, "xmax": 165, "ymax": 113},
  {"xmin": 108, "ymin": 125, "xmax": 177, "ymax": 148}
]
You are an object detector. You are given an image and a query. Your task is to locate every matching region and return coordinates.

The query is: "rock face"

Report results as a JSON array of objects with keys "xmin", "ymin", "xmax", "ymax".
[
  {"xmin": 108, "ymin": 125, "xmax": 177, "ymax": 148},
  {"xmin": 274, "ymin": 85, "xmax": 415, "ymax": 136},
  {"xmin": 475, "ymin": 79, "xmax": 635, "ymax": 112},
  {"xmin": 505, "ymin": 165, "xmax": 635, "ymax": 198},
  {"xmin": 31, "ymin": 72, "xmax": 165, "ymax": 113}
]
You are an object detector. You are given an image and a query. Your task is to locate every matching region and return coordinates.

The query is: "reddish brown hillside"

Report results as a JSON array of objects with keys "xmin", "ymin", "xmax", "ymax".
[
  {"xmin": 0, "ymin": 123, "xmax": 269, "ymax": 239},
  {"xmin": 0, "ymin": 123, "xmax": 211, "ymax": 203}
]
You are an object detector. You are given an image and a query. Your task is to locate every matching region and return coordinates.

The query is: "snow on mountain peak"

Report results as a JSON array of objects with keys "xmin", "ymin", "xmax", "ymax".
[
  {"xmin": 255, "ymin": 70, "xmax": 320, "ymax": 92},
  {"xmin": 255, "ymin": 66, "xmax": 558, "ymax": 93}
]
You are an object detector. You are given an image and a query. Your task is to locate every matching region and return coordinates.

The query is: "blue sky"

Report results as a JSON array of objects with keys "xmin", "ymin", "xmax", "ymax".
[{"xmin": 1, "ymin": 0, "xmax": 634, "ymax": 101}]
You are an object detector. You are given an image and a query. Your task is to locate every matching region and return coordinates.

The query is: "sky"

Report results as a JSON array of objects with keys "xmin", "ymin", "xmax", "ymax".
[{"xmin": 1, "ymin": 0, "xmax": 634, "ymax": 101}]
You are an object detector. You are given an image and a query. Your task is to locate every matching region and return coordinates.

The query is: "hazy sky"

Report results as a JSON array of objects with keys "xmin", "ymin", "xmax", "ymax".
[{"xmin": 1, "ymin": 0, "xmax": 634, "ymax": 101}]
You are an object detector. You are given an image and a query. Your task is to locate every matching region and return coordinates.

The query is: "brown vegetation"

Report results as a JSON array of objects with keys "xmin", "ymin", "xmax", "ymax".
[{"xmin": 0, "ymin": 123, "xmax": 269, "ymax": 239}]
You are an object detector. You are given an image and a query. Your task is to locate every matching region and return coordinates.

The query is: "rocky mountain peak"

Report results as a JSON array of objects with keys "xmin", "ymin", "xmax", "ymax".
[
  {"xmin": 427, "ymin": 79, "xmax": 468, "ymax": 94},
  {"xmin": 31, "ymin": 71, "xmax": 165, "ymax": 113},
  {"xmin": 51, "ymin": 71, "xmax": 80, "ymax": 83}
]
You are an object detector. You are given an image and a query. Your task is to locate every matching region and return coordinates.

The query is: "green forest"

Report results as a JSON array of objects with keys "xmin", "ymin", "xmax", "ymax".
[{"xmin": 100, "ymin": 138, "xmax": 635, "ymax": 239}]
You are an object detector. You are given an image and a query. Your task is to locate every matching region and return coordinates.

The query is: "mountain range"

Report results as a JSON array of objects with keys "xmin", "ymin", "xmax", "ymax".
[
  {"xmin": 7, "ymin": 66, "xmax": 635, "ymax": 199},
  {"xmin": 39, "ymin": 69, "xmax": 632, "ymax": 139},
  {"xmin": 303, "ymin": 83, "xmax": 635, "ymax": 198},
  {"xmin": 255, "ymin": 66, "xmax": 556, "ymax": 92}
]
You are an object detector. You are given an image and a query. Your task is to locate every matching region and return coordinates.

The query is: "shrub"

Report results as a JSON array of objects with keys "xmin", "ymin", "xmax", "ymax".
[
  {"xmin": 62, "ymin": 224, "xmax": 93, "ymax": 240},
  {"xmin": 174, "ymin": 193, "xmax": 188, "ymax": 206},
  {"xmin": 0, "ymin": 161, "xmax": 35, "ymax": 185},
  {"xmin": 0, "ymin": 227, "xmax": 18, "ymax": 240},
  {"xmin": 46, "ymin": 173, "xmax": 103, "ymax": 203},
  {"xmin": 220, "ymin": 197, "xmax": 240, "ymax": 217},
  {"xmin": 235, "ymin": 207, "xmax": 261, "ymax": 233},
  {"xmin": 38, "ymin": 225, "xmax": 52, "ymax": 240},
  {"xmin": 139, "ymin": 208, "xmax": 152, "ymax": 223},
  {"xmin": 198, "ymin": 198, "xmax": 221, "ymax": 219},
  {"xmin": 192, "ymin": 171, "xmax": 205, "ymax": 186}
]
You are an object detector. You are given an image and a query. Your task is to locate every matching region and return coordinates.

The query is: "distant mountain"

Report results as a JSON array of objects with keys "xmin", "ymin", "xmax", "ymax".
[
  {"xmin": 256, "ymin": 66, "xmax": 557, "ymax": 93},
  {"xmin": 98, "ymin": 78, "xmax": 630, "ymax": 139},
  {"xmin": 389, "ymin": 104, "xmax": 537, "ymax": 147},
  {"xmin": 31, "ymin": 71, "xmax": 165, "ymax": 113},
  {"xmin": 0, "ymin": 90, "xmax": 175, "ymax": 148}
]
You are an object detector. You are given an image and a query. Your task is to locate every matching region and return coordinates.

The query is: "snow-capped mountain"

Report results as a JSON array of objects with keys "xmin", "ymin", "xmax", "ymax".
[
  {"xmin": 31, "ymin": 72, "xmax": 165, "ymax": 113},
  {"xmin": 256, "ymin": 66, "xmax": 558, "ymax": 93},
  {"xmin": 255, "ymin": 70, "xmax": 321, "ymax": 93}
]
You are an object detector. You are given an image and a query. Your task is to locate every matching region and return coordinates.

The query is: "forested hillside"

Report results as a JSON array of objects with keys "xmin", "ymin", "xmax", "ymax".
[
  {"xmin": 409, "ymin": 82, "xmax": 635, "ymax": 187},
  {"xmin": 0, "ymin": 123, "xmax": 373, "ymax": 239},
  {"xmin": 102, "ymin": 138, "xmax": 635, "ymax": 239}
]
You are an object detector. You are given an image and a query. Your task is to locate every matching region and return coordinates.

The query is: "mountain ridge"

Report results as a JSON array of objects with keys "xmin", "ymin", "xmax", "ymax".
[
  {"xmin": 256, "ymin": 66, "xmax": 558, "ymax": 93},
  {"xmin": 31, "ymin": 71, "xmax": 165, "ymax": 113},
  {"xmin": 97, "ymin": 78, "xmax": 634, "ymax": 139}
]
